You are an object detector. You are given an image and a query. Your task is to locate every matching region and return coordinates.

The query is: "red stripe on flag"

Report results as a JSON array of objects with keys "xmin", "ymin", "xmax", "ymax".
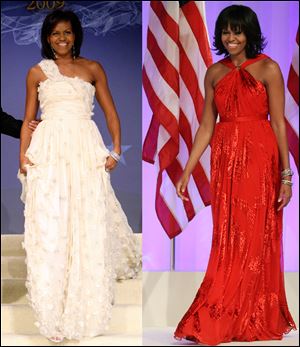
[
  {"xmin": 167, "ymin": 160, "xmax": 196, "ymax": 221},
  {"xmin": 143, "ymin": 68, "xmax": 179, "ymax": 163},
  {"xmin": 151, "ymin": 1, "xmax": 179, "ymax": 44},
  {"xmin": 192, "ymin": 164, "xmax": 211, "ymax": 205},
  {"xmin": 143, "ymin": 1, "xmax": 213, "ymax": 238},
  {"xmin": 285, "ymin": 118, "xmax": 299, "ymax": 170},
  {"xmin": 157, "ymin": 137, "xmax": 179, "ymax": 174},
  {"xmin": 147, "ymin": 29, "xmax": 179, "ymax": 95},
  {"xmin": 181, "ymin": 2, "xmax": 213, "ymax": 67},
  {"xmin": 179, "ymin": 110, "xmax": 211, "ymax": 204},
  {"xmin": 155, "ymin": 172, "xmax": 182, "ymax": 239},
  {"xmin": 179, "ymin": 111, "xmax": 193, "ymax": 149},
  {"xmin": 287, "ymin": 66, "xmax": 299, "ymax": 105},
  {"xmin": 179, "ymin": 42, "xmax": 205, "ymax": 122},
  {"xmin": 143, "ymin": 115, "xmax": 159, "ymax": 163}
]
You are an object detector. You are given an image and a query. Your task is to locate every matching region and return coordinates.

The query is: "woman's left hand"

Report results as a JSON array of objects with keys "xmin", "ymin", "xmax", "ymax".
[
  {"xmin": 105, "ymin": 155, "xmax": 118, "ymax": 172},
  {"xmin": 28, "ymin": 120, "xmax": 41, "ymax": 132},
  {"xmin": 277, "ymin": 183, "xmax": 292, "ymax": 211}
]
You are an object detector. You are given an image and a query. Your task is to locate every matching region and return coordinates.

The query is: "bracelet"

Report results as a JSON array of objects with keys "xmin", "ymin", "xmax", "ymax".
[
  {"xmin": 281, "ymin": 168, "xmax": 294, "ymax": 178},
  {"xmin": 281, "ymin": 179, "xmax": 293, "ymax": 186},
  {"xmin": 109, "ymin": 150, "xmax": 121, "ymax": 162}
]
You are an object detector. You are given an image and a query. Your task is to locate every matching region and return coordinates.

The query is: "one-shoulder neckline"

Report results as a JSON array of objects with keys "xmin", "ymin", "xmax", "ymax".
[{"xmin": 48, "ymin": 59, "xmax": 96, "ymax": 90}]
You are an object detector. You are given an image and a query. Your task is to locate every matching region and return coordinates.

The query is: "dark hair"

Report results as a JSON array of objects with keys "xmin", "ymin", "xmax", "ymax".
[
  {"xmin": 213, "ymin": 5, "xmax": 266, "ymax": 58},
  {"xmin": 41, "ymin": 10, "xmax": 83, "ymax": 60}
]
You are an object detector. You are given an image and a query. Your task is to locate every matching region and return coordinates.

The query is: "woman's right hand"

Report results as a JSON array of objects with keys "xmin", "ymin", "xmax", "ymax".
[
  {"xmin": 19, "ymin": 156, "xmax": 33, "ymax": 175},
  {"xmin": 176, "ymin": 173, "xmax": 190, "ymax": 201}
]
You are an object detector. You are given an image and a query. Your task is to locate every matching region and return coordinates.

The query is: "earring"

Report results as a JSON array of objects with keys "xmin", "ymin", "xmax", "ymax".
[
  {"xmin": 51, "ymin": 46, "xmax": 57, "ymax": 59},
  {"xmin": 72, "ymin": 45, "xmax": 76, "ymax": 60}
]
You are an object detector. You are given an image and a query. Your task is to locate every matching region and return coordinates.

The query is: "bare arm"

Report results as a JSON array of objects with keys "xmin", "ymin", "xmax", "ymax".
[
  {"xmin": 19, "ymin": 66, "xmax": 40, "ymax": 173},
  {"xmin": 92, "ymin": 62, "xmax": 121, "ymax": 154},
  {"xmin": 266, "ymin": 61, "xmax": 290, "ymax": 170},
  {"xmin": 265, "ymin": 60, "xmax": 292, "ymax": 210},
  {"xmin": 92, "ymin": 61, "xmax": 121, "ymax": 171},
  {"xmin": 177, "ymin": 67, "xmax": 218, "ymax": 200}
]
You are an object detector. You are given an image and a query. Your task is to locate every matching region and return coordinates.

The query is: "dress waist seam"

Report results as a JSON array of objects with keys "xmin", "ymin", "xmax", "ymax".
[{"xmin": 220, "ymin": 115, "xmax": 268, "ymax": 123}]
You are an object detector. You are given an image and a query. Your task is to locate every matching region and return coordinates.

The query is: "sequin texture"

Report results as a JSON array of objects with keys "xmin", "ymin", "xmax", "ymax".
[{"xmin": 174, "ymin": 54, "xmax": 296, "ymax": 345}]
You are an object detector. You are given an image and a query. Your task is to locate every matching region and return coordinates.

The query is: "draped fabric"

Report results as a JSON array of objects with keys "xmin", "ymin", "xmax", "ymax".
[
  {"xmin": 174, "ymin": 54, "xmax": 297, "ymax": 345},
  {"xmin": 142, "ymin": 1, "xmax": 213, "ymax": 239},
  {"xmin": 17, "ymin": 59, "xmax": 141, "ymax": 340},
  {"xmin": 285, "ymin": 28, "xmax": 299, "ymax": 171}
]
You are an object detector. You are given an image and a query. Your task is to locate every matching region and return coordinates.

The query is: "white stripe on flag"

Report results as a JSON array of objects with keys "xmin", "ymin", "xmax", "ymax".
[
  {"xmin": 160, "ymin": 171, "xmax": 189, "ymax": 229},
  {"xmin": 200, "ymin": 146, "xmax": 211, "ymax": 180},
  {"xmin": 144, "ymin": 50, "xmax": 179, "ymax": 118},
  {"xmin": 292, "ymin": 45, "xmax": 299, "ymax": 76},
  {"xmin": 162, "ymin": 1, "xmax": 180, "ymax": 23},
  {"xmin": 180, "ymin": 77, "xmax": 200, "ymax": 139},
  {"xmin": 177, "ymin": 137, "xmax": 206, "ymax": 211},
  {"xmin": 157, "ymin": 125, "xmax": 171, "ymax": 154},
  {"xmin": 179, "ymin": 11, "xmax": 206, "ymax": 96},
  {"xmin": 143, "ymin": 1, "xmax": 213, "ymax": 238},
  {"xmin": 194, "ymin": 1, "xmax": 211, "ymax": 46},
  {"xmin": 148, "ymin": 7, "xmax": 179, "ymax": 68},
  {"xmin": 285, "ymin": 91, "xmax": 299, "ymax": 136}
]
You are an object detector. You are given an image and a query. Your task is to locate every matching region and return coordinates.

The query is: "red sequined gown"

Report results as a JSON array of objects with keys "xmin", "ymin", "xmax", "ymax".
[{"xmin": 174, "ymin": 54, "xmax": 296, "ymax": 345}]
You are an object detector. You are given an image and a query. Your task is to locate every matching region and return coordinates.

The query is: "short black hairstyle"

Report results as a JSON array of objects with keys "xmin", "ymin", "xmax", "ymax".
[
  {"xmin": 213, "ymin": 5, "xmax": 266, "ymax": 58},
  {"xmin": 41, "ymin": 10, "xmax": 83, "ymax": 60}
]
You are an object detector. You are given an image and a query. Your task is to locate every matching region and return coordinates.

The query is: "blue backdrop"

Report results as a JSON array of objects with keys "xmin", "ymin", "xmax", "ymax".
[{"xmin": 1, "ymin": 1, "xmax": 142, "ymax": 234}]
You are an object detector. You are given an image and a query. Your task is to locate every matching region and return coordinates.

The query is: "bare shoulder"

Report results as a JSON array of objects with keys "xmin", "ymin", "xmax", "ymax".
[
  {"xmin": 28, "ymin": 64, "xmax": 41, "ymax": 76},
  {"xmin": 78, "ymin": 57, "xmax": 105, "ymax": 73},
  {"xmin": 205, "ymin": 61, "xmax": 226, "ymax": 86},
  {"xmin": 261, "ymin": 58, "xmax": 283, "ymax": 80},
  {"xmin": 27, "ymin": 63, "xmax": 45, "ymax": 85},
  {"xmin": 206, "ymin": 62, "xmax": 224, "ymax": 76},
  {"xmin": 262, "ymin": 57, "xmax": 281, "ymax": 71}
]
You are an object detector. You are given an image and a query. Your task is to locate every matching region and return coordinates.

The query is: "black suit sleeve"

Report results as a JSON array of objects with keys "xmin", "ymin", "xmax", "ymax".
[{"xmin": 1, "ymin": 107, "xmax": 23, "ymax": 139}]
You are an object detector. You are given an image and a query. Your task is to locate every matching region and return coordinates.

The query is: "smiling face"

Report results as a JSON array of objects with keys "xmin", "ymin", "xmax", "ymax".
[
  {"xmin": 221, "ymin": 25, "xmax": 247, "ymax": 57},
  {"xmin": 47, "ymin": 21, "xmax": 75, "ymax": 58}
]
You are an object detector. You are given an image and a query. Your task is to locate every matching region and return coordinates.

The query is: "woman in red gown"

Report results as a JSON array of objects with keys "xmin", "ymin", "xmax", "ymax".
[{"xmin": 174, "ymin": 5, "xmax": 296, "ymax": 345}]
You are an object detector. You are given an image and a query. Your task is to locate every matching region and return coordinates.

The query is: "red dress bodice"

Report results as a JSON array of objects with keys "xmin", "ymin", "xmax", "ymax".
[{"xmin": 214, "ymin": 54, "xmax": 269, "ymax": 122}]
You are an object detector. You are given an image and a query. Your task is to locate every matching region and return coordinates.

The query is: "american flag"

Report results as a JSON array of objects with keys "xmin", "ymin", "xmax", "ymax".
[
  {"xmin": 143, "ymin": 1, "xmax": 213, "ymax": 239},
  {"xmin": 285, "ymin": 28, "xmax": 299, "ymax": 171}
]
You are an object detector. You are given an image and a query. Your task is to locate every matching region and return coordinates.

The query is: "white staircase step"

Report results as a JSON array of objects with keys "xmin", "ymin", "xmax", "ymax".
[
  {"xmin": 1, "ymin": 235, "xmax": 26, "ymax": 257},
  {"xmin": 2, "ymin": 257, "xmax": 143, "ymax": 281},
  {"xmin": 1, "ymin": 234, "xmax": 142, "ymax": 340},
  {"xmin": 1, "ymin": 256, "xmax": 26, "ymax": 279},
  {"xmin": 1, "ymin": 278, "xmax": 142, "ymax": 306},
  {"xmin": 1, "ymin": 304, "xmax": 141, "ymax": 335},
  {"xmin": 1, "ymin": 333, "xmax": 142, "ymax": 346},
  {"xmin": 1, "ymin": 234, "xmax": 142, "ymax": 257}
]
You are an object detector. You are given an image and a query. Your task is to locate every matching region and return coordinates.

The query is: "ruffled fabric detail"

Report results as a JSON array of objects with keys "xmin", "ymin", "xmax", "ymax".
[{"xmin": 18, "ymin": 59, "xmax": 141, "ymax": 340}]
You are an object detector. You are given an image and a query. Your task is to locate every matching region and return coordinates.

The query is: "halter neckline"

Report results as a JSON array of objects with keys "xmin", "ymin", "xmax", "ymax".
[{"xmin": 221, "ymin": 54, "xmax": 269, "ymax": 70}]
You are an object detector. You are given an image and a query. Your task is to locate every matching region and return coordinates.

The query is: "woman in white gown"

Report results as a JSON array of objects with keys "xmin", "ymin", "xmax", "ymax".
[{"xmin": 18, "ymin": 9, "xmax": 141, "ymax": 342}]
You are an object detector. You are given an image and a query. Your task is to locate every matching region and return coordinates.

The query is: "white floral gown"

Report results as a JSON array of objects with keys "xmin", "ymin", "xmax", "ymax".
[{"xmin": 18, "ymin": 59, "xmax": 141, "ymax": 340}]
